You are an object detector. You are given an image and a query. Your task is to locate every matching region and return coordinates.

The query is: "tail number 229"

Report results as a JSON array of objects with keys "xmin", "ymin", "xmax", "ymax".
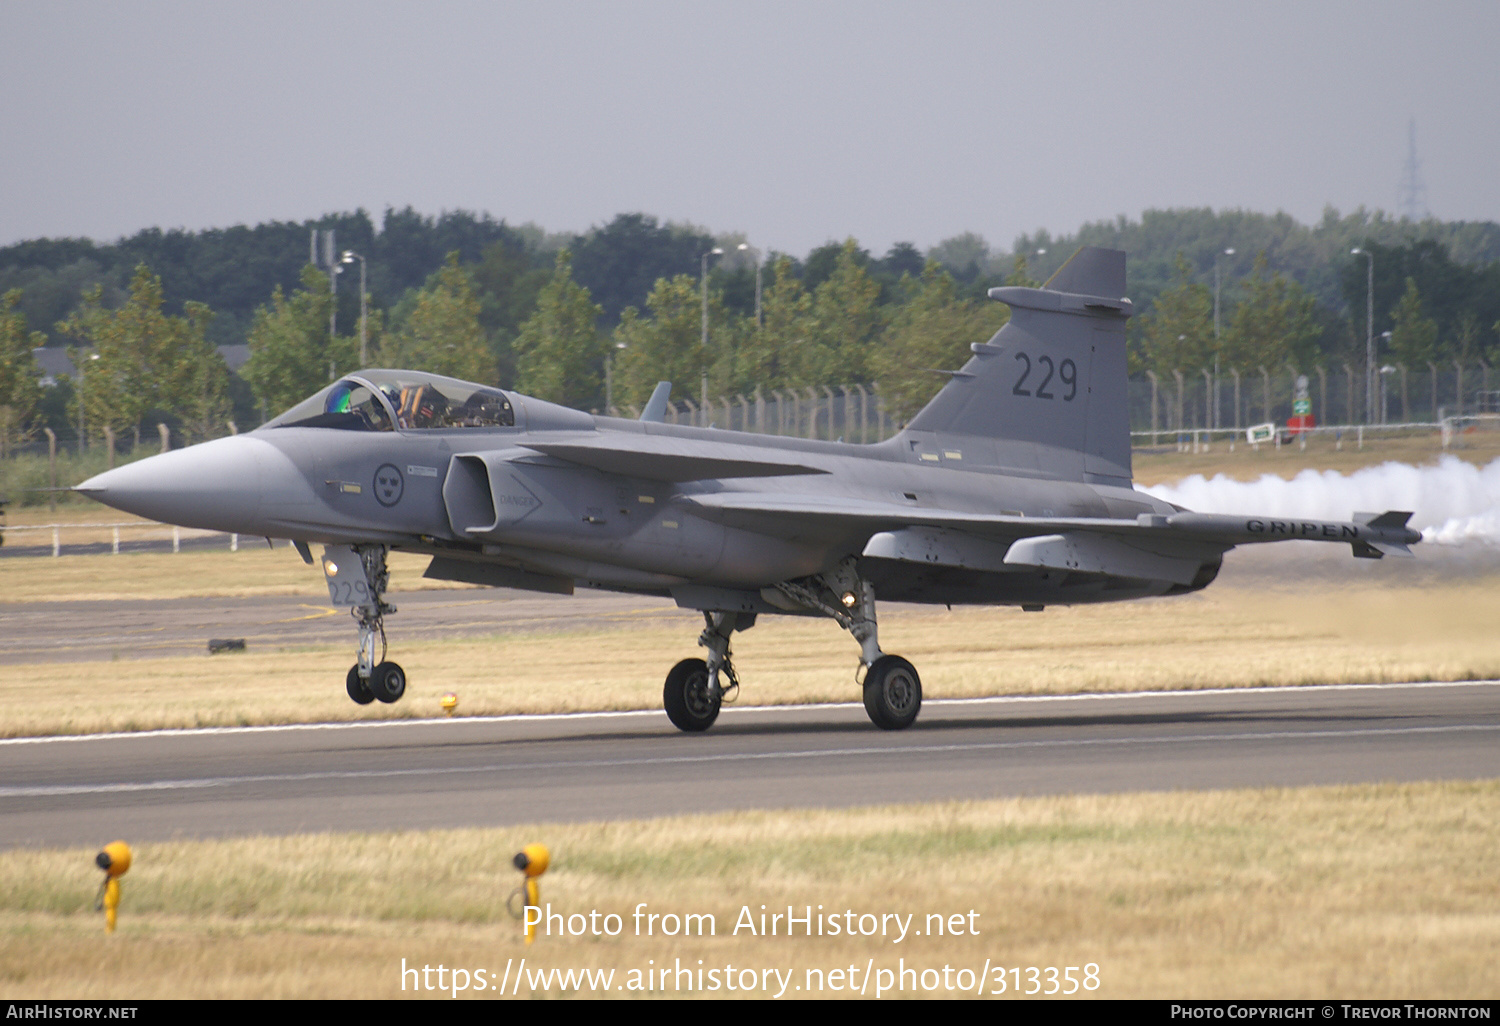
[{"xmin": 1013, "ymin": 352, "xmax": 1078, "ymax": 401}]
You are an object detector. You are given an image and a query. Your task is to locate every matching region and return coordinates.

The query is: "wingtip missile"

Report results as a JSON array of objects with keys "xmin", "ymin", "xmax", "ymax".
[
  {"xmin": 1352, "ymin": 511, "xmax": 1420, "ymax": 557},
  {"xmin": 1162, "ymin": 509, "xmax": 1422, "ymax": 556}
]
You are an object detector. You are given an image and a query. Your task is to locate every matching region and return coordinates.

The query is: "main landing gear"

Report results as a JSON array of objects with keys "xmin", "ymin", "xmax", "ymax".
[
  {"xmin": 661, "ymin": 558, "xmax": 922, "ymax": 733},
  {"xmin": 662, "ymin": 611, "xmax": 747, "ymax": 732},
  {"xmin": 324, "ymin": 544, "xmax": 407, "ymax": 705}
]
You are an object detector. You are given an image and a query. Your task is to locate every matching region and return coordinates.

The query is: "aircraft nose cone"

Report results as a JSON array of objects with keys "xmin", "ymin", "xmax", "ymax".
[{"xmin": 77, "ymin": 434, "xmax": 286, "ymax": 533}]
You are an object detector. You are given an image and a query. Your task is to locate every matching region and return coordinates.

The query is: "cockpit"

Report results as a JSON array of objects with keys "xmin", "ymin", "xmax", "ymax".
[{"xmin": 264, "ymin": 370, "xmax": 517, "ymax": 432}]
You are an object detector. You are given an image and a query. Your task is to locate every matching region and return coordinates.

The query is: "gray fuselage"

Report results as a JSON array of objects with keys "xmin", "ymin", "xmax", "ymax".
[{"xmin": 81, "ymin": 384, "xmax": 1187, "ymax": 610}]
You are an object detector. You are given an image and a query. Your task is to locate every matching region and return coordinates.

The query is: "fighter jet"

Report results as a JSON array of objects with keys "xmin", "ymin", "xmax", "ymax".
[{"xmin": 77, "ymin": 247, "xmax": 1420, "ymax": 731}]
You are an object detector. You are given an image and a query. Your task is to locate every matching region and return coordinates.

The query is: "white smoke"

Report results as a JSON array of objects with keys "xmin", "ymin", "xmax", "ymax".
[{"xmin": 1142, "ymin": 455, "xmax": 1500, "ymax": 546}]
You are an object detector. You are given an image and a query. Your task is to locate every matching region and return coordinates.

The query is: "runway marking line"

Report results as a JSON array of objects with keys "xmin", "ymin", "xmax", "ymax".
[
  {"xmin": 1, "ymin": 679, "xmax": 1495, "ymax": 747},
  {"xmin": 272, "ymin": 605, "xmax": 340, "ymax": 623},
  {"xmin": 5, "ymin": 722, "xmax": 1498, "ymax": 798}
]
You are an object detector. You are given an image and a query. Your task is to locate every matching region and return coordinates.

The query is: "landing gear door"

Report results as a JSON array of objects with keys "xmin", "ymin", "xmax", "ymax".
[{"xmin": 321, "ymin": 544, "xmax": 378, "ymax": 613}]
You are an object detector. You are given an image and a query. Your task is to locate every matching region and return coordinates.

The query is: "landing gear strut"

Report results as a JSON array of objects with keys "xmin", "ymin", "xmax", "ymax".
[
  {"xmin": 660, "ymin": 559, "xmax": 922, "ymax": 733},
  {"xmin": 662, "ymin": 611, "xmax": 750, "ymax": 732},
  {"xmin": 324, "ymin": 543, "xmax": 406, "ymax": 705},
  {"xmin": 770, "ymin": 557, "xmax": 921, "ymax": 731}
]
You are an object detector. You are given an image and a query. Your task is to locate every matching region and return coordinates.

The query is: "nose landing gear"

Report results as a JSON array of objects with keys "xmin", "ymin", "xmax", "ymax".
[{"xmin": 323, "ymin": 544, "xmax": 406, "ymax": 705}]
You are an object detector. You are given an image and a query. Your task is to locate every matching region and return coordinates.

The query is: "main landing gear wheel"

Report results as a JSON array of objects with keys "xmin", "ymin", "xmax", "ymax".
[
  {"xmin": 664, "ymin": 657, "xmax": 720, "ymax": 732},
  {"xmin": 863, "ymin": 655, "xmax": 922, "ymax": 730},
  {"xmin": 346, "ymin": 664, "xmax": 375, "ymax": 705},
  {"xmin": 369, "ymin": 661, "xmax": 407, "ymax": 704}
]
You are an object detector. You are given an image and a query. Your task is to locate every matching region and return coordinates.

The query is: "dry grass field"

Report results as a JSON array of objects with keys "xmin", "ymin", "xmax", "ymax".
[
  {"xmin": 1, "ymin": 781, "xmax": 1496, "ymax": 999},
  {"xmin": 2, "ymin": 565, "xmax": 1498, "ymax": 737}
]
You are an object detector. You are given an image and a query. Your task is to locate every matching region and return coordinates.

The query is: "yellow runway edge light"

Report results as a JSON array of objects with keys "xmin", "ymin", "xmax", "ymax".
[
  {"xmin": 513, "ymin": 843, "xmax": 550, "ymax": 944},
  {"xmin": 94, "ymin": 841, "xmax": 132, "ymax": 934}
]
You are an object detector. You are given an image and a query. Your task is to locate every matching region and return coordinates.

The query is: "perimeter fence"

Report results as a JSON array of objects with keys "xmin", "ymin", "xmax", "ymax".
[{"xmin": 610, "ymin": 363, "xmax": 1497, "ymax": 446}]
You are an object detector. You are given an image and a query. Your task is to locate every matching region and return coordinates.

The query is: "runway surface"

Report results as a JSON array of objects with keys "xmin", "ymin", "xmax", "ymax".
[{"xmin": 3, "ymin": 681, "xmax": 1498, "ymax": 849}]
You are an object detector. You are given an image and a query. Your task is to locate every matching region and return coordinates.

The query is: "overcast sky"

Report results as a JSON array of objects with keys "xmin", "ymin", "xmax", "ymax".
[{"xmin": 3, "ymin": 1, "xmax": 1496, "ymax": 257}]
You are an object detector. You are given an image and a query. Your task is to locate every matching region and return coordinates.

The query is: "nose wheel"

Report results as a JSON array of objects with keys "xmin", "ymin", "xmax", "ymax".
[
  {"xmin": 349, "ymin": 660, "xmax": 406, "ymax": 704},
  {"xmin": 346, "ymin": 665, "xmax": 375, "ymax": 705}
]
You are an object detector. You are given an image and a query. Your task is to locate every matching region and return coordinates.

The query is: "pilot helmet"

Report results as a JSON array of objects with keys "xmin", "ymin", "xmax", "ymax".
[{"xmin": 326, "ymin": 380, "xmax": 356, "ymax": 414}]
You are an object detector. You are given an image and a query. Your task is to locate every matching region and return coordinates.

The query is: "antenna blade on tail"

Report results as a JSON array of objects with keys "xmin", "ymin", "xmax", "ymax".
[{"xmin": 1042, "ymin": 246, "xmax": 1127, "ymax": 297}]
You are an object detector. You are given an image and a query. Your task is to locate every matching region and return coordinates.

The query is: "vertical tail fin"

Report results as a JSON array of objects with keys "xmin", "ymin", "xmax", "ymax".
[
  {"xmin": 903, "ymin": 246, "xmax": 1133, "ymax": 486},
  {"xmin": 640, "ymin": 382, "xmax": 672, "ymax": 422}
]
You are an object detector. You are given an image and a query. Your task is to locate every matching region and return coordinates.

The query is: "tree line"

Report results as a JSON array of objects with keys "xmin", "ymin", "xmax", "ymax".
[
  {"xmin": 1, "ymin": 206, "xmax": 1498, "ymax": 451},
  {"xmin": 1136, "ymin": 242, "xmax": 1500, "ymax": 382},
  {"xmin": 238, "ymin": 239, "xmax": 1007, "ymax": 424}
]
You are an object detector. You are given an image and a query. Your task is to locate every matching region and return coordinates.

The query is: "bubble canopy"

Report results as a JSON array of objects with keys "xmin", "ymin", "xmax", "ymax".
[{"xmin": 265, "ymin": 371, "xmax": 516, "ymax": 432}]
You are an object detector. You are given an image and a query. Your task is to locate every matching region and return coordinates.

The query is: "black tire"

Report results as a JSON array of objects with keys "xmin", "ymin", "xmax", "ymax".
[
  {"xmin": 663, "ymin": 657, "xmax": 720, "ymax": 732},
  {"xmin": 370, "ymin": 661, "xmax": 407, "ymax": 703},
  {"xmin": 346, "ymin": 664, "xmax": 375, "ymax": 705},
  {"xmin": 863, "ymin": 655, "xmax": 921, "ymax": 730}
]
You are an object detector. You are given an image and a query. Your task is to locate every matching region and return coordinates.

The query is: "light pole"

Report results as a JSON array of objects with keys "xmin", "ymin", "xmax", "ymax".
[
  {"xmin": 77, "ymin": 351, "xmax": 98, "ymax": 449},
  {"xmin": 700, "ymin": 247, "xmax": 723, "ymax": 348},
  {"xmin": 311, "ymin": 228, "xmax": 338, "ymax": 379},
  {"xmin": 737, "ymin": 243, "xmax": 762, "ymax": 328},
  {"xmin": 701, "ymin": 247, "xmax": 723, "ymax": 419},
  {"xmin": 1379, "ymin": 330, "xmax": 1393, "ymax": 423},
  {"xmin": 1213, "ymin": 247, "xmax": 1235, "ymax": 339},
  {"xmin": 1177, "ymin": 335, "xmax": 1188, "ymax": 434},
  {"xmin": 605, "ymin": 340, "xmax": 625, "ymax": 414},
  {"xmin": 1352, "ymin": 247, "xmax": 1375, "ymax": 423},
  {"xmin": 1213, "ymin": 247, "xmax": 1235, "ymax": 430},
  {"xmin": 325, "ymin": 231, "xmax": 338, "ymax": 378},
  {"xmin": 341, "ymin": 250, "xmax": 368, "ymax": 367}
]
